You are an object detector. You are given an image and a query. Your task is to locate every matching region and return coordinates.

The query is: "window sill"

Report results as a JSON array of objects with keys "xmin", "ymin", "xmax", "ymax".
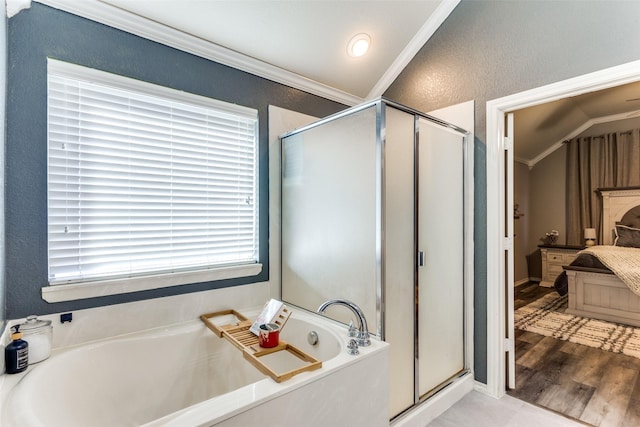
[{"xmin": 41, "ymin": 263, "xmax": 263, "ymax": 303}]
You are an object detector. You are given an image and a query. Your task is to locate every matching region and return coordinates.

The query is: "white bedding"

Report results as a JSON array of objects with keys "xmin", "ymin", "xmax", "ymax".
[{"xmin": 581, "ymin": 245, "xmax": 640, "ymax": 296}]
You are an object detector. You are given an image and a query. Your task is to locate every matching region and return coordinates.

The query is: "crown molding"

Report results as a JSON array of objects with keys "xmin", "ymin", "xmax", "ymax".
[
  {"xmin": 6, "ymin": 0, "xmax": 31, "ymax": 17},
  {"xmin": 527, "ymin": 109, "xmax": 640, "ymax": 169},
  {"xmin": 366, "ymin": 0, "xmax": 461, "ymax": 100},
  {"xmin": 513, "ymin": 156, "xmax": 529, "ymax": 166},
  {"xmin": 35, "ymin": 0, "xmax": 363, "ymax": 106}
]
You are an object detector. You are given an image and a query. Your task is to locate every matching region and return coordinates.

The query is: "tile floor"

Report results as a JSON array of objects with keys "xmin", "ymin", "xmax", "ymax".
[{"xmin": 426, "ymin": 391, "xmax": 587, "ymax": 427}]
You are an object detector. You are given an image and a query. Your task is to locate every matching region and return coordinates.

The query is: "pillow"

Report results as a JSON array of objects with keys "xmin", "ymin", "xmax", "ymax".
[{"xmin": 614, "ymin": 224, "xmax": 640, "ymax": 248}]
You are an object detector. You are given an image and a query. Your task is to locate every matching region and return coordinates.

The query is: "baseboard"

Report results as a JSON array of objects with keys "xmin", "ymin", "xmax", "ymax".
[
  {"xmin": 514, "ymin": 278, "xmax": 530, "ymax": 287},
  {"xmin": 473, "ymin": 380, "xmax": 489, "ymax": 395},
  {"xmin": 391, "ymin": 372, "xmax": 474, "ymax": 427}
]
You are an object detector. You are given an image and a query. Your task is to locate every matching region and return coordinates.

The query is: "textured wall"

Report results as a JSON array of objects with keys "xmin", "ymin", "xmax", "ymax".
[
  {"xmin": 0, "ymin": 0, "xmax": 6, "ymax": 329},
  {"xmin": 530, "ymin": 147, "xmax": 567, "ymax": 249},
  {"xmin": 513, "ymin": 161, "xmax": 530, "ymax": 282},
  {"xmin": 385, "ymin": 0, "xmax": 640, "ymax": 383},
  {"xmin": 5, "ymin": 3, "xmax": 345, "ymax": 318}
]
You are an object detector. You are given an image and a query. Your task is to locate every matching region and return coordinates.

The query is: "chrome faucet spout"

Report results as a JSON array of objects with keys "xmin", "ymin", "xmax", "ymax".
[{"xmin": 317, "ymin": 299, "xmax": 371, "ymax": 347}]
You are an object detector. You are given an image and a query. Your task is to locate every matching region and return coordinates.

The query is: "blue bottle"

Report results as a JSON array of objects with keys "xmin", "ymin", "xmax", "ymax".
[{"xmin": 5, "ymin": 325, "xmax": 29, "ymax": 374}]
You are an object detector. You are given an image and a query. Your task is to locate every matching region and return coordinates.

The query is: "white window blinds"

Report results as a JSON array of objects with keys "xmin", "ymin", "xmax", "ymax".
[{"xmin": 47, "ymin": 60, "xmax": 258, "ymax": 285}]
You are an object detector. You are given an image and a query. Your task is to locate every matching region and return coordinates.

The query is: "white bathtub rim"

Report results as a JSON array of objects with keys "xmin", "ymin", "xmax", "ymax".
[
  {"xmin": 143, "ymin": 336, "xmax": 387, "ymax": 427},
  {"xmin": 1, "ymin": 309, "xmax": 388, "ymax": 427},
  {"xmin": 141, "ymin": 310, "xmax": 388, "ymax": 427}
]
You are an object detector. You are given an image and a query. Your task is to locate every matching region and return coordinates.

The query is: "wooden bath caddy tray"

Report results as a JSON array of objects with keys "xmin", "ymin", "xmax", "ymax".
[{"xmin": 200, "ymin": 309, "xmax": 322, "ymax": 383}]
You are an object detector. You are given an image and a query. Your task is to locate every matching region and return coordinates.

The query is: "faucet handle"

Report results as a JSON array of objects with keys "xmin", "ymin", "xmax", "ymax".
[
  {"xmin": 356, "ymin": 331, "xmax": 371, "ymax": 347},
  {"xmin": 347, "ymin": 339, "xmax": 359, "ymax": 356},
  {"xmin": 348, "ymin": 320, "xmax": 357, "ymax": 337}
]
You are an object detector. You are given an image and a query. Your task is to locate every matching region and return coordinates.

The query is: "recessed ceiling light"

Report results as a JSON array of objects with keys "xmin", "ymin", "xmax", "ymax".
[{"xmin": 347, "ymin": 33, "xmax": 371, "ymax": 58}]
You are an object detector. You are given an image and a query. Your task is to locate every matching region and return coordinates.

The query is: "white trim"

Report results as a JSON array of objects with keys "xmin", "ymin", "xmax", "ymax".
[
  {"xmin": 6, "ymin": 0, "xmax": 31, "ymax": 17},
  {"xmin": 527, "ymin": 109, "xmax": 640, "ymax": 169},
  {"xmin": 513, "ymin": 156, "xmax": 529, "ymax": 166},
  {"xmin": 527, "ymin": 141, "xmax": 565, "ymax": 169},
  {"xmin": 366, "ymin": 0, "xmax": 461, "ymax": 100},
  {"xmin": 486, "ymin": 99, "xmax": 507, "ymax": 399},
  {"xmin": 36, "ymin": 0, "xmax": 363, "ymax": 106},
  {"xmin": 486, "ymin": 59, "xmax": 640, "ymax": 399},
  {"xmin": 42, "ymin": 263, "xmax": 263, "ymax": 302},
  {"xmin": 473, "ymin": 380, "xmax": 489, "ymax": 395}
]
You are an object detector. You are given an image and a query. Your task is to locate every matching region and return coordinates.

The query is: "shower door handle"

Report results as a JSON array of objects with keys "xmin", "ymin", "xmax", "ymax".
[{"xmin": 418, "ymin": 251, "xmax": 425, "ymax": 267}]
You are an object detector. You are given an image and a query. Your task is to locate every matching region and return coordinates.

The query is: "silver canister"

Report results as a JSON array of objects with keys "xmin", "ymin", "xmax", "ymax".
[{"xmin": 20, "ymin": 315, "xmax": 53, "ymax": 364}]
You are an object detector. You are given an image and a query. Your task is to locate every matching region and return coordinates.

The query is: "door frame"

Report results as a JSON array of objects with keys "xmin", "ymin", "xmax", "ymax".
[{"xmin": 485, "ymin": 59, "xmax": 640, "ymax": 398}]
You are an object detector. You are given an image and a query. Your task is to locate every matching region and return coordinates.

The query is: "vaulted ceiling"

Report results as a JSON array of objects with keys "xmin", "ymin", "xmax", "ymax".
[
  {"xmin": 514, "ymin": 80, "xmax": 640, "ymax": 167},
  {"xmin": 97, "ymin": 0, "xmax": 456, "ymax": 101},
  {"xmin": 32, "ymin": 0, "xmax": 640, "ymax": 163}
]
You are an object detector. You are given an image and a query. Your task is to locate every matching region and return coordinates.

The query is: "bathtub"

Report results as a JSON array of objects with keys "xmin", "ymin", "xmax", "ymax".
[{"xmin": 0, "ymin": 308, "xmax": 388, "ymax": 427}]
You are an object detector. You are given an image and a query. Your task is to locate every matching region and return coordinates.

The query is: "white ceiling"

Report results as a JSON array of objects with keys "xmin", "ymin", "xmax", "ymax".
[{"xmin": 98, "ymin": 0, "xmax": 454, "ymax": 100}]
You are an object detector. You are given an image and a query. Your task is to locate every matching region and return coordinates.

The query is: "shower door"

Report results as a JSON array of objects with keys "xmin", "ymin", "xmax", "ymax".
[
  {"xmin": 279, "ymin": 99, "xmax": 470, "ymax": 418},
  {"xmin": 417, "ymin": 118, "xmax": 465, "ymax": 397}
]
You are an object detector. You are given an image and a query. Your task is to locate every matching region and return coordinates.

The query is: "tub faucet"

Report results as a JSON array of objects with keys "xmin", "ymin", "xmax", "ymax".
[{"xmin": 317, "ymin": 299, "xmax": 371, "ymax": 347}]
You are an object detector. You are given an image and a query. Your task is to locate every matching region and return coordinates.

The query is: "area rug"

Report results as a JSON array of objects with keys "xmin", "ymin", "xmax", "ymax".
[{"xmin": 514, "ymin": 293, "xmax": 640, "ymax": 359}]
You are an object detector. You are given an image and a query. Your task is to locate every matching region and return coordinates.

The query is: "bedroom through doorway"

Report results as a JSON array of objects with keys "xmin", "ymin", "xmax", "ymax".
[{"xmin": 500, "ymin": 73, "xmax": 640, "ymax": 426}]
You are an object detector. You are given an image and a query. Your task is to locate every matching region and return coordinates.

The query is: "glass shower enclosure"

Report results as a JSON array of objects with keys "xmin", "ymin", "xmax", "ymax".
[{"xmin": 280, "ymin": 98, "xmax": 470, "ymax": 419}]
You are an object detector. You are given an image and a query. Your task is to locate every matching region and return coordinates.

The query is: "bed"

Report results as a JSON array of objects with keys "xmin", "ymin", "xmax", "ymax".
[{"xmin": 562, "ymin": 187, "xmax": 640, "ymax": 327}]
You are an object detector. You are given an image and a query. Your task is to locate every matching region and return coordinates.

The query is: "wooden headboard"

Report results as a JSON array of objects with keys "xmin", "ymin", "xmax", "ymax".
[{"xmin": 600, "ymin": 187, "xmax": 640, "ymax": 245}]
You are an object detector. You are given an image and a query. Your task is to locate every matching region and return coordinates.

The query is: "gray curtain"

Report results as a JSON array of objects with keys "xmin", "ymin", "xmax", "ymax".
[{"xmin": 566, "ymin": 128, "xmax": 640, "ymax": 245}]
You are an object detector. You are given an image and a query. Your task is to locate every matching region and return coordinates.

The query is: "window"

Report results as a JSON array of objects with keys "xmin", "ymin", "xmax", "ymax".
[{"xmin": 45, "ymin": 59, "xmax": 260, "ymax": 298}]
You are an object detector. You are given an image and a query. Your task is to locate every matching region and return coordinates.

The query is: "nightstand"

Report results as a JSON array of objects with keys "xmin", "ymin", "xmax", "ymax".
[{"xmin": 539, "ymin": 244, "xmax": 584, "ymax": 287}]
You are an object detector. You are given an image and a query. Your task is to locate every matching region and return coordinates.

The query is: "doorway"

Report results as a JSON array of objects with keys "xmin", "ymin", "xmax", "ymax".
[{"xmin": 485, "ymin": 59, "xmax": 640, "ymax": 399}]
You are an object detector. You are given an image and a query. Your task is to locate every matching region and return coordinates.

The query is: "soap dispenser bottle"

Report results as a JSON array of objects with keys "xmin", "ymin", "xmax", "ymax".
[{"xmin": 5, "ymin": 325, "xmax": 29, "ymax": 374}]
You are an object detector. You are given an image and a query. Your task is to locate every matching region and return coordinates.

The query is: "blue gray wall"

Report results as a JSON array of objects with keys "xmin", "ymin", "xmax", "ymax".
[
  {"xmin": 6, "ymin": 0, "xmax": 640, "ymax": 387},
  {"xmin": 0, "ymin": 0, "xmax": 6, "ymax": 329},
  {"xmin": 384, "ymin": 0, "xmax": 640, "ymax": 383},
  {"xmin": 5, "ymin": 3, "xmax": 345, "ymax": 319}
]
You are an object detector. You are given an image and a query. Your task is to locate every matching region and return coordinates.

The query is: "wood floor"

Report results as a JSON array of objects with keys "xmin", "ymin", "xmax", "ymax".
[{"xmin": 508, "ymin": 282, "xmax": 640, "ymax": 427}]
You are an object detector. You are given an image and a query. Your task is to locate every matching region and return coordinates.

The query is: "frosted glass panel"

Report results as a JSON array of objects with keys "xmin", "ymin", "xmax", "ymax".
[
  {"xmin": 417, "ymin": 118, "xmax": 465, "ymax": 396},
  {"xmin": 280, "ymin": 100, "xmax": 469, "ymax": 417},
  {"xmin": 281, "ymin": 106, "xmax": 378, "ymax": 331},
  {"xmin": 384, "ymin": 106, "xmax": 417, "ymax": 415}
]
